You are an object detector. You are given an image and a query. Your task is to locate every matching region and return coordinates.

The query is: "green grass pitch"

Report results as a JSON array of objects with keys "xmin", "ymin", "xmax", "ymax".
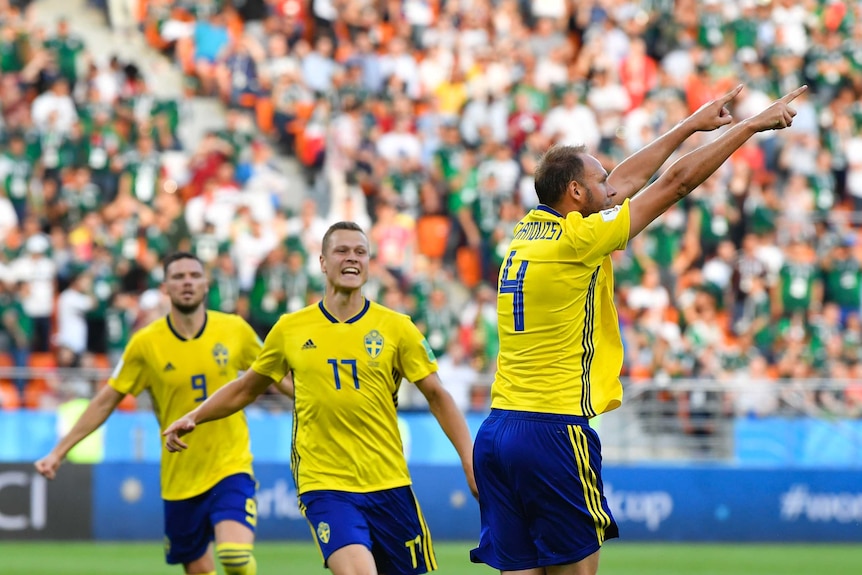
[{"xmin": 3, "ymin": 541, "xmax": 862, "ymax": 575}]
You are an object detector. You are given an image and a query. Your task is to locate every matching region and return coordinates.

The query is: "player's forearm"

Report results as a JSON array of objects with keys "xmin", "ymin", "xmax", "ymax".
[
  {"xmin": 53, "ymin": 388, "xmax": 121, "ymax": 459},
  {"xmin": 609, "ymin": 118, "xmax": 696, "ymax": 202},
  {"xmin": 426, "ymin": 390, "xmax": 474, "ymax": 471},
  {"xmin": 191, "ymin": 371, "xmax": 271, "ymax": 425},
  {"xmin": 630, "ymin": 120, "xmax": 757, "ymax": 238},
  {"xmin": 191, "ymin": 381, "xmax": 255, "ymax": 425}
]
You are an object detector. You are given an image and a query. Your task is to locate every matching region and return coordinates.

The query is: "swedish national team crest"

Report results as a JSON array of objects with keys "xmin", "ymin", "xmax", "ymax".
[
  {"xmin": 317, "ymin": 521, "xmax": 331, "ymax": 544},
  {"xmin": 212, "ymin": 343, "xmax": 229, "ymax": 367},
  {"xmin": 364, "ymin": 330, "xmax": 384, "ymax": 359}
]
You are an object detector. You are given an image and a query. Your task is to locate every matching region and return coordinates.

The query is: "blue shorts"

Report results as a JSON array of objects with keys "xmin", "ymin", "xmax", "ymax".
[
  {"xmin": 300, "ymin": 486, "xmax": 436, "ymax": 575},
  {"xmin": 163, "ymin": 473, "xmax": 257, "ymax": 565},
  {"xmin": 470, "ymin": 409, "xmax": 618, "ymax": 570}
]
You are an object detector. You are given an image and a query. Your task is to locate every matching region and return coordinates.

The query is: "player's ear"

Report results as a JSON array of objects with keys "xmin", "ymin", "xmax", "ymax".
[
  {"xmin": 319, "ymin": 253, "xmax": 326, "ymax": 274},
  {"xmin": 568, "ymin": 179, "xmax": 583, "ymax": 205}
]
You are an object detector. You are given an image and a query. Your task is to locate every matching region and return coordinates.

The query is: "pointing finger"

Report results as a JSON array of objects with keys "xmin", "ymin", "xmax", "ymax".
[
  {"xmin": 780, "ymin": 85, "xmax": 808, "ymax": 104},
  {"xmin": 720, "ymin": 84, "xmax": 744, "ymax": 105}
]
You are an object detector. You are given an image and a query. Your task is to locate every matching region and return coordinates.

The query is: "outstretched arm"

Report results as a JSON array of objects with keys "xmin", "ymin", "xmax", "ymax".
[
  {"xmin": 628, "ymin": 85, "xmax": 807, "ymax": 239},
  {"xmin": 163, "ymin": 369, "xmax": 275, "ymax": 452},
  {"xmin": 415, "ymin": 372, "xmax": 478, "ymax": 499},
  {"xmin": 609, "ymin": 84, "xmax": 743, "ymax": 202},
  {"xmin": 35, "ymin": 385, "xmax": 126, "ymax": 479}
]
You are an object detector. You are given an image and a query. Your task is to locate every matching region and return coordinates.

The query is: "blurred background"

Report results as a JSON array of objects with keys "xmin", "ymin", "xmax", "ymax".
[{"xmin": 1, "ymin": 0, "xmax": 861, "ymax": 557}]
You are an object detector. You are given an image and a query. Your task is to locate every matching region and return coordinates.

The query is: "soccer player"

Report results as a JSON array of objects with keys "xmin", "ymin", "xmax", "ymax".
[
  {"xmin": 470, "ymin": 84, "xmax": 807, "ymax": 575},
  {"xmin": 163, "ymin": 221, "xmax": 477, "ymax": 575},
  {"xmin": 36, "ymin": 252, "xmax": 266, "ymax": 575}
]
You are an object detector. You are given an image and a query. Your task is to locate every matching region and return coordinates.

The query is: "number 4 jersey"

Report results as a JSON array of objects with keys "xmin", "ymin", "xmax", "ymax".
[
  {"xmin": 493, "ymin": 201, "xmax": 631, "ymax": 418},
  {"xmin": 108, "ymin": 311, "xmax": 262, "ymax": 500},
  {"xmin": 251, "ymin": 299, "xmax": 438, "ymax": 495}
]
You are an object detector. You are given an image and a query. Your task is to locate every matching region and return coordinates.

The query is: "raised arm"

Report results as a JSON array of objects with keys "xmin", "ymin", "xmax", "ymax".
[
  {"xmin": 35, "ymin": 385, "xmax": 126, "ymax": 479},
  {"xmin": 628, "ymin": 85, "xmax": 807, "ymax": 239},
  {"xmin": 609, "ymin": 84, "xmax": 743, "ymax": 202},
  {"xmin": 415, "ymin": 372, "xmax": 478, "ymax": 499},
  {"xmin": 163, "ymin": 368, "xmax": 275, "ymax": 452}
]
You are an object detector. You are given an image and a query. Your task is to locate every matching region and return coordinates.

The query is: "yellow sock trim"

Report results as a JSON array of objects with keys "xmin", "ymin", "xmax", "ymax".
[{"xmin": 216, "ymin": 543, "xmax": 256, "ymax": 575}]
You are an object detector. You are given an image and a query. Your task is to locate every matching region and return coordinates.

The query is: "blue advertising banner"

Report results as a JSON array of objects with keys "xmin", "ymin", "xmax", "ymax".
[
  {"xmin": 603, "ymin": 467, "xmax": 862, "ymax": 542},
  {"xmin": 92, "ymin": 463, "xmax": 479, "ymax": 541},
  {"xmin": 91, "ymin": 463, "xmax": 862, "ymax": 542}
]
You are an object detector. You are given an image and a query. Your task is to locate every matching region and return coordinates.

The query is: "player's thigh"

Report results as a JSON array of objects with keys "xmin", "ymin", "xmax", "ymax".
[
  {"xmin": 182, "ymin": 544, "xmax": 216, "ymax": 575},
  {"xmin": 327, "ymin": 544, "xmax": 378, "ymax": 575},
  {"xmin": 214, "ymin": 520, "xmax": 254, "ymax": 545},
  {"xmin": 208, "ymin": 473, "xmax": 258, "ymax": 536},
  {"xmin": 300, "ymin": 490, "xmax": 373, "ymax": 566},
  {"xmin": 362, "ymin": 486, "xmax": 437, "ymax": 575},
  {"xmin": 545, "ymin": 549, "xmax": 601, "ymax": 575}
]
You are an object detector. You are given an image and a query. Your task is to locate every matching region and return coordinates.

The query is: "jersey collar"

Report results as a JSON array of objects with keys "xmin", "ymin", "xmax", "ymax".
[
  {"xmin": 166, "ymin": 311, "xmax": 208, "ymax": 341},
  {"xmin": 536, "ymin": 204, "xmax": 563, "ymax": 217},
  {"xmin": 318, "ymin": 298, "xmax": 370, "ymax": 324}
]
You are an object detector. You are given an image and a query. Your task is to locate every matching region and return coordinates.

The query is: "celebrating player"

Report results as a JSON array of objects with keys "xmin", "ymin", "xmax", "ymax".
[
  {"xmin": 163, "ymin": 221, "xmax": 477, "ymax": 575},
  {"xmin": 470, "ymin": 85, "xmax": 808, "ymax": 575},
  {"xmin": 36, "ymin": 252, "xmax": 267, "ymax": 575}
]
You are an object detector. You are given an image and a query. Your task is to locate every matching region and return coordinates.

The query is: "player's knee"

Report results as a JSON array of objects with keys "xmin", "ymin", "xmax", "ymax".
[{"xmin": 215, "ymin": 542, "xmax": 257, "ymax": 575}]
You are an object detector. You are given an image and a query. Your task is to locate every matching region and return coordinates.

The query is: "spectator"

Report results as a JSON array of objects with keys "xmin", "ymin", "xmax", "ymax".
[{"xmin": 54, "ymin": 271, "xmax": 95, "ymax": 368}]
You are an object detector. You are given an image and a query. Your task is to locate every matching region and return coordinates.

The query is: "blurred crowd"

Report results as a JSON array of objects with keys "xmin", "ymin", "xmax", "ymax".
[{"xmin": 3, "ymin": 0, "xmax": 862, "ymax": 420}]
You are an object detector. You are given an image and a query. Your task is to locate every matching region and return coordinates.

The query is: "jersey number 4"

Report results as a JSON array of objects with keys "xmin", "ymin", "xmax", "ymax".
[{"xmin": 500, "ymin": 249, "xmax": 528, "ymax": 331}]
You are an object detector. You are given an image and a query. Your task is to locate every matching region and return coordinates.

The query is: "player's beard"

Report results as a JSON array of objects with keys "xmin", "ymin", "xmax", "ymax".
[{"xmin": 172, "ymin": 297, "xmax": 204, "ymax": 315}]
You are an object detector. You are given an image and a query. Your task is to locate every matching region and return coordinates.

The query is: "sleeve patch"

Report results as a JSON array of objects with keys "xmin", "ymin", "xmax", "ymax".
[
  {"xmin": 422, "ymin": 339, "xmax": 436, "ymax": 362},
  {"xmin": 600, "ymin": 205, "xmax": 621, "ymax": 222}
]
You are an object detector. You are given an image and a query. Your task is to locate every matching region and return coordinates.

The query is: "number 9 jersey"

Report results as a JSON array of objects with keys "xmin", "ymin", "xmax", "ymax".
[
  {"xmin": 108, "ymin": 311, "xmax": 263, "ymax": 500},
  {"xmin": 493, "ymin": 200, "xmax": 631, "ymax": 418},
  {"xmin": 251, "ymin": 299, "xmax": 438, "ymax": 495}
]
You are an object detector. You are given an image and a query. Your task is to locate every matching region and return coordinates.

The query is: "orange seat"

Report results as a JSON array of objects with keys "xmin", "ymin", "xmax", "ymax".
[
  {"xmin": 255, "ymin": 97, "xmax": 274, "ymax": 133},
  {"xmin": 456, "ymin": 246, "xmax": 482, "ymax": 288},
  {"xmin": 23, "ymin": 379, "xmax": 50, "ymax": 410},
  {"xmin": 25, "ymin": 352, "xmax": 58, "ymax": 409},
  {"xmin": 117, "ymin": 393, "xmax": 138, "ymax": 412},
  {"xmin": 416, "ymin": 215, "xmax": 450, "ymax": 259},
  {"xmin": 0, "ymin": 381, "xmax": 21, "ymax": 410},
  {"xmin": 0, "ymin": 353, "xmax": 13, "ymax": 387}
]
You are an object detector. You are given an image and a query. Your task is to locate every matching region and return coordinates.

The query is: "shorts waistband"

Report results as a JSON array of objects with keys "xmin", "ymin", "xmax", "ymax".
[{"xmin": 488, "ymin": 408, "xmax": 591, "ymax": 426}]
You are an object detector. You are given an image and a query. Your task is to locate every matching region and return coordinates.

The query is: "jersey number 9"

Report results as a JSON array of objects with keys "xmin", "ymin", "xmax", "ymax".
[{"xmin": 191, "ymin": 374, "xmax": 208, "ymax": 402}]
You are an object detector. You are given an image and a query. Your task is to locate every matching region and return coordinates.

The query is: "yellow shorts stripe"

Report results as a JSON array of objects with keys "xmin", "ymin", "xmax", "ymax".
[
  {"xmin": 299, "ymin": 502, "xmax": 324, "ymax": 561},
  {"xmin": 574, "ymin": 426, "xmax": 612, "ymax": 536},
  {"xmin": 568, "ymin": 425, "xmax": 609, "ymax": 544},
  {"xmin": 410, "ymin": 489, "xmax": 437, "ymax": 571}
]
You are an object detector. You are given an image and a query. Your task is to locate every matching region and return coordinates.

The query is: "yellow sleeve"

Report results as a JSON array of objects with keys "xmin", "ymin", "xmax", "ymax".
[
  {"xmin": 108, "ymin": 333, "xmax": 148, "ymax": 396},
  {"xmin": 236, "ymin": 316, "xmax": 264, "ymax": 369},
  {"xmin": 250, "ymin": 316, "xmax": 290, "ymax": 381},
  {"xmin": 396, "ymin": 316, "xmax": 438, "ymax": 383},
  {"xmin": 566, "ymin": 198, "xmax": 631, "ymax": 267}
]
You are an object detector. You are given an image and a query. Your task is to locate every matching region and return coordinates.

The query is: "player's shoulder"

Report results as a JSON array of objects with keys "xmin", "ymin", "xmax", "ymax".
[
  {"xmin": 131, "ymin": 316, "xmax": 169, "ymax": 342},
  {"xmin": 367, "ymin": 300, "xmax": 419, "ymax": 331},
  {"xmin": 271, "ymin": 302, "xmax": 320, "ymax": 329},
  {"xmin": 207, "ymin": 309, "xmax": 252, "ymax": 328}
]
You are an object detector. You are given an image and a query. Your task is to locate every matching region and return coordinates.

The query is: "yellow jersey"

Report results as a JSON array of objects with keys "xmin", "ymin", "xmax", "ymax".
[
  {"xmin": 251, "ymin": 299, "xmax": 437, "ymax": 495},
  {"xmin": 109, "ymin": 311, "xmax": 262, "ymax": 500},
  {"xmin": 492, "ymin": 200, "xmax": 631, "ymax": 417}
]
